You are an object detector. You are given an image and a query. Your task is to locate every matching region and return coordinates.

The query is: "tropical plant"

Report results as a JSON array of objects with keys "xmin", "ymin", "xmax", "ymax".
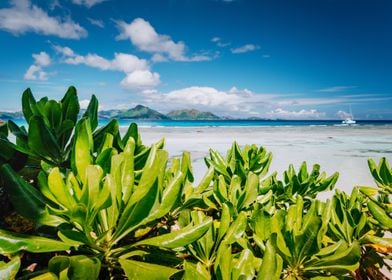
[
  {"xmin": 259, "ymin": 162, "xmax": 339, "ymax": 210},
  {"xmin": 253, "ymin": 196, "xmax": 361, "ymax": 279},
  {"xmin": 0, "ymin": 117, "xmax": 211, "ymax": 279}
]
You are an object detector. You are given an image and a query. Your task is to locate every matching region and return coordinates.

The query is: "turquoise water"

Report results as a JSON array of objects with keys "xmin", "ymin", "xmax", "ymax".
[
  {"xmin": 8, "ymin": 118, "xmax": 392, "ymax": 128},
  {"xmin": 110, "ymin": 119, "xmax": 392, "ymax": 127}
]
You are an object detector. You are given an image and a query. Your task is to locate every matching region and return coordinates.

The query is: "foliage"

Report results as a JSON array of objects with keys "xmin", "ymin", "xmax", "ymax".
[{"xmin": 0, "ymin": 87, "xmax": 391, "ymax": 279}]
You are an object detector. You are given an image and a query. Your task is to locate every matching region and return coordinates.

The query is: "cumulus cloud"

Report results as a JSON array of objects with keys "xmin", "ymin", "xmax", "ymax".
[
  {"xmin": 54, "ymin": 45, "xmax": 160, "ymax": 90},
  {"xmin": 71, "ymin": 0, "xmax": 106, "ymax": 8},
  {"xmin": 266, "ymin": 108, "xmax": 326, "ymax": 120},
  {"xmin": 0, "ymin": 0, "xmax": 87, "ymax": 39},
  {"xmin": 24, "ymin": 51, "xmax": 51, "ymax": 81},
  {"xmin": 116, "ymin": 18, "xmax": 213, "ymax": 62},
  {"xmin": 121, "ymin": 70, "xmax": 160, "ymax": 90},
  {"xmin": 231, "ymin": 44, "xmax": 260, "ymax": 54}
]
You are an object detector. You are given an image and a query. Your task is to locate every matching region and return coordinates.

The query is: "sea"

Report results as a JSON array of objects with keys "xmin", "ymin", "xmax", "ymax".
[
  {"xmin": 7, "ymin": 118, "xmax": 392, "ymax": 128},
  {"xmin": 107, "ymin": 119, "xmax": 392, "ymax": 128}
]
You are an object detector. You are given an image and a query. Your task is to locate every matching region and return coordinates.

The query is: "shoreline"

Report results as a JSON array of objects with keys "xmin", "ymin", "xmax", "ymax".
[{"xmin": 130, "ymin": 125, "xmax": 392, "ymax": 199}]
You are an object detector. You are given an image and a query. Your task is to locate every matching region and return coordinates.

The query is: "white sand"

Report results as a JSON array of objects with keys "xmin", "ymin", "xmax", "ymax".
[{"xmin": 134, "ymin": 125, "xmax": 392, "ymax": 199}]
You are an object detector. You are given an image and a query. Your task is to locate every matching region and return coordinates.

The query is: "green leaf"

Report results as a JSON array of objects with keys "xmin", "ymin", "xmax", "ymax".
[
  {"xmin": 217, "ymin": 203, "xmax": 231, "ymax": 243},
  {"xmin": 72, "ymin": 118, "xmax": 93, "ymax": 184},
  {"xmin": 238, "ymin": 172, "xmax": 259, "ymax": 210},
  {"xmin": 223, "ymin": 212, "xmax": 247, "ymax": 244},
  {"xmin": 183, "ymin": 261, "xmax": 210, "ymax": 280},
  {"xmin": 48, "ymin": 255, "xmax": 101, "ymax": 280},
  {"xmin": 21, "ymin": 88, "xmax": 37, "ymax": 121},
  {"xmin": 61, "ymin": 86, "xmax": 80, "ymax": 124},
  {"xmin": 47, "ymin": 167, "xmax": 76, "ymax": 209},
  {"xmin": 119, "ymin": 259, "xmax": 178, "ymax": 280},
  {"xmin": 68, "ymin": 255, "xmax": 101, "ymax": 280},
  {"xmin": 122, "ymin": 122, "xmax": 139, "ymax": 148},
  {"xmin": 28, "ymin": 115, "xmax": 62, "ymax": 162},
  {"xmin": 215, "ymin": 242, "xmax": 232, "ymax": 280},
  {"xmin": 0, "ymin": 256, "xmax": 20, "ymax": 280},
  {"xmin": 232, "ymin": 249, "xmax": 258, "ymax": 280},
  {"xmin": 120, "ymin": 137, "xmax": 135, "ymax": 204},
  {"xmin": 257, "ymin": 239, "xmax": 282, "ymax": 280},
  {"xmin": 0, "ymin": 164, "xmax": 64, "ymax": 226},
  {"xmin": 304, "ymin": 241, "xmax": 361, "ymax": 275},
  {"xmin": 82, "ymin": 95, "xmax": 99, "ymax": 131},
  {"xmin": 44, "ymin": 100, "xmax": 62, "ymax": 131},
  {"xmin": 93, "ymin": 119, "xmax": 119, "ymax": 153},
  {"xmin": 0, "ymin": 229, "xmax": 71, "ymax": 254},
  {"xmin": 134, "ymin": 218, "xmax": 212, "ymax": 249}
]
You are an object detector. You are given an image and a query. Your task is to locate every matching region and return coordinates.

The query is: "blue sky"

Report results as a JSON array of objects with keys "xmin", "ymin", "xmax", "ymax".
[{"xmin": 1, "ymin": 0, "xmax": 391, "ymax": 119}]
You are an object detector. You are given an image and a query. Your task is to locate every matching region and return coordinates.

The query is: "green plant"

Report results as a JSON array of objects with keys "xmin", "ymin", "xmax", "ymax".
[
  {"xmin": 253, "ymin": 197, "xmax": 361, "ymax": 279},
  {"xmin": 0, "ymin": 119, "xmax": 212, "ymax": 279},
  {"xmin": 259, "ymin": 162, "xmax": 339, "ymax": 210}
]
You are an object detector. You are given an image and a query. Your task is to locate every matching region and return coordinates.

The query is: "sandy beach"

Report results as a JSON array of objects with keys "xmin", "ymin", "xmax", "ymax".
[{"xmin": 133, "ymin": 125, "xmax": 392, "ymax": 199}]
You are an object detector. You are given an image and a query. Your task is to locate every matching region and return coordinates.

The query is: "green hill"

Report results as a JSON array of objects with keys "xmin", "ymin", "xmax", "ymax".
[
  {"xmin": 99, "ymin": 105, "xmax": 169, "ymax": 120},
  {"xmin": 167, "ymin": 109, "xmax": 220, "ymax": 120}
]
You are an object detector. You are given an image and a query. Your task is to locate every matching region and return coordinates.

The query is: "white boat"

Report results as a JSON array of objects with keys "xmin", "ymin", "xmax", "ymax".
[
  {"xmin": 341, "ymin": 105, "xmax": 356, "ymax": 125},
  {"xmin": 342, "ymin": 117, "xmax": 356, "ymax": 125}
]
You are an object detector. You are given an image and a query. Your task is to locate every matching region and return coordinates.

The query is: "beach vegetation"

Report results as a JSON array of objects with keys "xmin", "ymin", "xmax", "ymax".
[{"xmin": 0, "ymin": 87, "xmax": 391, "ymax": 279}]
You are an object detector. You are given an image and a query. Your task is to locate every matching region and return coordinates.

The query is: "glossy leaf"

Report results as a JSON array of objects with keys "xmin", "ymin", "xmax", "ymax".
[
  {"xmin": 119, "ymin": 259, "xmax": 178, "ymax": 280},
  {"xmin": 28, "ymin": 115, "xmax": 62, "ymax": 162},
  {"xmin": 72, "ymin": 118, "xmax": 93, "ymax": 184},
  {"xmin": 0, "ymin": 229, "xmax": 71, "ymax": 254},
  {"xmin": 257, "ymin": 239, "xmax": 282, "ymax": 280},
  {"xmin": 0, "ymin": 164, "xmax": 64, "ymax": 226},
  {"xmin": 134, "ymin": 218, "xmax": 212, "ymax": 249},
  {"xmin": 82, "ymin": 94, "xmax": 98, "ymax": 131}
]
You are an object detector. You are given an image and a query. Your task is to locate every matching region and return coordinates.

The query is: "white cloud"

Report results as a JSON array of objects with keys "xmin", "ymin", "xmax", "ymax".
[
  {"xmin": 87, "ymin": 17, "xmax": 104, "ymax": 28},
  {"xmin": 33, "ymin": 51, "xmax": 51, "ymax": 67},
  {"xmin": 336, "ymin": 110, "xmax": 352, "ymax": 119},
  {"xmin": 0, "ymin": 0, "xmax": 87, "ymax": 39},
  {"xmin": 211, "ymin": 37, "xmax": 231, "ymax": 47},
  {"xmin": 54, "ymin": 45, "xmax": 160, "ymax": 90},
  {"xmin": 231, "ymin": 44, "xmax": 260, "ymax": 54},
  {"xmin": 53, "ymin": 45, "xmax": 75, "ymax": 56},
  {"xmin": 121, "ymin": 70, "xmax": 160, "ymax": 90},
  {"xmin": 317, "ymin": 86, "xmax": 356, "ymax": 93},
  {"xmin": 267, "ymin": 108, "xmax": 326, "ymax": 120},
  {"xmin": 71, "ymin": 0, "xmax": 106, "ymax": 8},
  {"xmin": 24, "ymin": 51, "xmax": 51, "ymax": 81},
  {"xmin": 116, "ymin": 18, "xmax": 213, "ymax": 62},
  {"xmin": 79, "ymin": 99, "xmax": 90, "ymax": 109},
  {"xmin": 60, "ymin": 51, "xmax": 149, "ymax": 73}
]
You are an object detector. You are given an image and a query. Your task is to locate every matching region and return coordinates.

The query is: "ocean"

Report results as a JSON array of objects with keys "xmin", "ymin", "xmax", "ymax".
[{"xmin": 111, "ymin": 119, "xmax": 392, "ymax": 128}]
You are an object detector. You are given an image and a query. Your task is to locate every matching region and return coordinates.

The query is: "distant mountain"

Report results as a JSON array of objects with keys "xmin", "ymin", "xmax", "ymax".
[
  {"xmin": 99, "ymin": 105, "xmax": 169, "ymax": 120},
  {"xmin": 0, "ymin": 111, "xmax": 23, "ymax": 120},
  {"xmin": 167, "ymin": 109, "xmax": 220, "ymax": 120}
]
